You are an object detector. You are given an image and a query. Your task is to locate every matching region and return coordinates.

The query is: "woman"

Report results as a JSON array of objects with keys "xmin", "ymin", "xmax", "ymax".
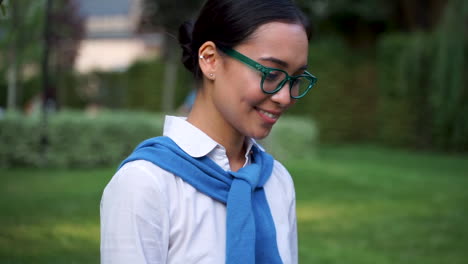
[{"xmin": 100, "ymin": 0, "xmax": 317, "ymax": 263}]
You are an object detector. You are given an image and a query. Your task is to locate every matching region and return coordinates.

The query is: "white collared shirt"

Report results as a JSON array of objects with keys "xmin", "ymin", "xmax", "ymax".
[{"xmin": 100, "ymin": 116, "xmax": 298, "ymax": 264}]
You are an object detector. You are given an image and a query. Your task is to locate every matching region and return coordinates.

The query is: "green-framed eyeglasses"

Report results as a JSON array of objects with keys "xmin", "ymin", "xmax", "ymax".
[{"xmin": 218, "ymin": 46, "xmax": 317, "ymax": 99}]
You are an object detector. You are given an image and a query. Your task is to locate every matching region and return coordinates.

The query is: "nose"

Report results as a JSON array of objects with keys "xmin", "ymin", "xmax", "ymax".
[{"xmin": 270, "ymin": 82, "xmax": 295, "ymax": 107}]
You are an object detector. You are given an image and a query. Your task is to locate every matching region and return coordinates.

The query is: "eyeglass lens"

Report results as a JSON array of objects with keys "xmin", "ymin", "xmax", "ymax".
[{"xmin": 262, "ymin": 70, "xmax": 312, "ymax": 98}]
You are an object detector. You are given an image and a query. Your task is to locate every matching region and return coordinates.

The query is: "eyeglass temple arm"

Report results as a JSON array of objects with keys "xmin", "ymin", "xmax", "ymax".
[{"xmin": 218, "ymin": 46, "xmax": 267, "ymax": 72}]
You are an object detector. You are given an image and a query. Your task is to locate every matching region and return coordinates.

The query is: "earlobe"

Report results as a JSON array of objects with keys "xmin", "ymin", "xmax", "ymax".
[{"xmin": 198, "ymin": 41, "xmax": 219, "ymax": 80}]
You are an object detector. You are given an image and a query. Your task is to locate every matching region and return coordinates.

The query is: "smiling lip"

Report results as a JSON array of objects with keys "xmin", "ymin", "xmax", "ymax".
[{"xmin": 256, "ymin": 107, "xmax": 281, "ymax": 124}]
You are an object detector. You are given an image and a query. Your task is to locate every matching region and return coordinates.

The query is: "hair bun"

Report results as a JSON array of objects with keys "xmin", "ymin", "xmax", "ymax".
[{"xmin": 178, "ymin": 20, "xmax": 196, "ymax": 74}]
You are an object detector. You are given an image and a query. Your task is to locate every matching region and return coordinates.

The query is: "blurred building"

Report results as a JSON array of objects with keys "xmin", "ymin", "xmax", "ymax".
[{"xmin": 75, "ymin": 0, "xmax": 162, "ymax": 73}]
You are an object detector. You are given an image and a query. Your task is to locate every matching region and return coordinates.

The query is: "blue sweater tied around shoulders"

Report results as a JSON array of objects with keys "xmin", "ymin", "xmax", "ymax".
[{"xmin": 118, "ymin": 136, "xmax": 282, "ymax": 264}]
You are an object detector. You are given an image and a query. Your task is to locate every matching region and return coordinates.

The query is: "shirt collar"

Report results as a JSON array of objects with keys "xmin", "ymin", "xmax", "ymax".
[
  {"xmin": 162, "ymin": 116, "xmax": 259, "ymax": 160},
  {"xmin": 163, "ymin": 116, "xmax": 218, "ymax": 158}
]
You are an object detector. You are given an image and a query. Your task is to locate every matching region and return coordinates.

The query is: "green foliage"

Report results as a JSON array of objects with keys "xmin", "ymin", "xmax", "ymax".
[
  {"xmin": 430, "ymin": 0, "xmax": 468, "ymax": 149},
  {"xmin": 0, "ymin": 110, "xmax": 164, "ymax": 168},
  {"xmin": 376, "ymin": 33, "xmax": 420, "ymax": 146},
  {"xmin": 296, "ymin": 0, "xmax": 391, "ymax": 21},
  {"xmin": 327, "ymin": 0, "xmax": 390, "ymax": 21},
  {"xmin": 84, "ymin": 59, "xmax": 194, "ymax": 112},
  {"xmin": 0, "ymin": 111, "xmax": 42, "ymax": 167},
  {"xmin": 0, "ymin": 0, "xmax": 45, "ymax": 109},
  {"xmin": 290, "ymin": 37, "xmax": 378, "ymax": 143},
  {"xmin": 0, "ymin": 111, "xmax": 317, "ymax": 168},
  {"xmin": 260, "ymin": 115, "xmax": 319, "ymax": 161},
  {"xmin": 377, "ymin": 0, "xmax": 468, "ymax": 151},
  {"xmin": 142, "ymin": 0, "xmax": 204, "ymax": 32},
  {"xmin": 0, "ymin": 0, "xmax": 46, "ymax": 69},
  {"xmin": 0, "ymin": 71, "xmax": 87, "ymax": 111},
  {"xmin": 1, "ymin": 3, "xmax": 6, "ymax": 16},
  {"xmin": 0, "ymin": 0, "xmax": 84, "ymax": 110}
]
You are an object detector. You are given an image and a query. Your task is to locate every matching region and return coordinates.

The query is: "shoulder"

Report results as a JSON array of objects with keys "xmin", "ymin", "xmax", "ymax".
[
  {"xmin": 102, "ymin": 160, "xmax": 176, "ymax": 207},
  {"xmin": 272, "ymin": 159, "xmax": 292, "ymax": 178},
  {"xmin": 111, "ymin": 160, "xmax": 172, "ymax": 187}
]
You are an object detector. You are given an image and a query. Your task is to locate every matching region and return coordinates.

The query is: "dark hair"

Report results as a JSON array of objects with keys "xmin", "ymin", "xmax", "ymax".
[{"xmin": 178, "ymin": 0, "xmax": 311, "ymax": 80}]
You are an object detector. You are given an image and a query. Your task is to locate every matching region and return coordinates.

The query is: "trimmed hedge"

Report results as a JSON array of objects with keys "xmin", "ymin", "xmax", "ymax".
[
  {"xmin": 261, "ymin": 115, "xmax": 318, "ymax": 161},
  {"xmin": 288, "ymin": 37, "xmax": 378, "ymax": 144},
  {"xmin": 0, "ymin": 110, "xmax": 164, "ymax": 168},
  {"xmin": 0, "ymin": 111, "xmax": 317, "ymax": 168},
  {"xmin": 0, "ymin": 111, "xmax": 43, "ymax": 167}
]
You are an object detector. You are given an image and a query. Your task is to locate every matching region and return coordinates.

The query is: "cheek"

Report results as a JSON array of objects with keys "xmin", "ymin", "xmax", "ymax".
[
  {"xmin": 221, "ymin": 72, "xmax": 264, "ymax": 104},
  {"xmin": 238, "ymin": 73, "xmax": 266, "ymax": 103}
]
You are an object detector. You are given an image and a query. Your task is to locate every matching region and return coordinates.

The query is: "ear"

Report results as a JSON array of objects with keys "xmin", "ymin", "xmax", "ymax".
[{"xmin": 198, "ymin": 41, "xmax": 220, "ymax": 81}]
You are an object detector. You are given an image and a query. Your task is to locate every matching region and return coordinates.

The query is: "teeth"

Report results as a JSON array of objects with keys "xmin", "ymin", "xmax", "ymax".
[{"xmin": 259, "ymin": 109, "xmax": 278, "ymax": 119}]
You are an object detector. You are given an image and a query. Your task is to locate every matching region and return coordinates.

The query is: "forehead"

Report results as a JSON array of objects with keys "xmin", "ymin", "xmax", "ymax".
[{"xmin": 235, "ymin": 22, "xmax": 309, "ymax": 68}]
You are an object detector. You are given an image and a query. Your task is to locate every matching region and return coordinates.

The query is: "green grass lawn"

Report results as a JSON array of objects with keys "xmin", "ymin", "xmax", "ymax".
[{"xmin": 1, "ymin": 144, "xmax": 467, "ymax": 263}]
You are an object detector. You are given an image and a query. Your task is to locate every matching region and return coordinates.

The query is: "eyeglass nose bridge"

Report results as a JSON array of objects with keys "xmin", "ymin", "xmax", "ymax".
[{"xmin": 268, "ymin": 76, "xmax": 296, "ymax": 99}]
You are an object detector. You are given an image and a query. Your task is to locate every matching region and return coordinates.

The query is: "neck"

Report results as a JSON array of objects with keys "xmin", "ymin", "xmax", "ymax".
[{"xmin": 187, "ymin": 88, "xmax": 246, "ymax": 171}]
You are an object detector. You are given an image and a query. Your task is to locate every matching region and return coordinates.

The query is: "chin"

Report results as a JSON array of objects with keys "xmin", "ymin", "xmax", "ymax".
[{"xmin": 249, "ymin": 127, "xmax": 272, "ymax": 140}]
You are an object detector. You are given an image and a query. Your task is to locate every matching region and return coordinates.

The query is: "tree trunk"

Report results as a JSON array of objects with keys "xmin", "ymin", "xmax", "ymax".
[
  {"xmin": 162, "ymin": 41, "xmax": 178, "ymax": 113},
  {"xmin": 6, "ymin": 57, "xmax": 18, "ymax": 111},
  {"xmin": 40, "ymin": 0, "xmax": 52, "ymax": 164},
  {"xmin": 6, "ymin": 0, "xmax": 20, "ymax": 112}
]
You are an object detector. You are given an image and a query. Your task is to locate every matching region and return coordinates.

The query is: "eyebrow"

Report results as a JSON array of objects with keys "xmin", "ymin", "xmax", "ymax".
[
  {"xmin": 259, "ymin": 57, "xmax": 289, "ymax": 68},
  {"xmin": 259, "ymin": 57, "xmax": 308, "ymax": 72}
]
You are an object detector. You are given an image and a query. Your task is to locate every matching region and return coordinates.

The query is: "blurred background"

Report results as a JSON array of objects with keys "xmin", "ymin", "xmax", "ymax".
[{"xmin": 0, "ymin": 0, "xmax": 467, "ymax": 263}]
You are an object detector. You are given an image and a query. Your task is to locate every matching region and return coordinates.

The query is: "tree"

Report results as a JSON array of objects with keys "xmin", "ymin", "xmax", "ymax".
[
  {"xmin": 428, "ymin": 0, "xmax": 467, "ymax": 150},
  {"xmin": 0, "ymin": 0, "xmax": 45, "ymax": 111},
  {"xmin": 140, "ymin": 0, "xmax": 203, "ymax": 112},
  {"xmin": 0, "ymin": 0, "xmax": 6, "ymax": 16},
  {"xmin": 378, "ymin": 0, "xmax": 467, "ymax": 151},
  {"xmin": 295, "ymin": 0, "xmax": 448, "ymax": 48},
  {"xmin": 0, "ymin": 0, "xmax": 83, "ymax": 111},
  {"xmin": 47, "ymin": 0, "xmax": 84, "ymax": 109}
]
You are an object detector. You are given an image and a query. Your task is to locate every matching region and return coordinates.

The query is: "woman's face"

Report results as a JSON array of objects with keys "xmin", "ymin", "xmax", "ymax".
[{"xmin": 213, "ymin": 22, "xmax": 309, "ymax": 139}]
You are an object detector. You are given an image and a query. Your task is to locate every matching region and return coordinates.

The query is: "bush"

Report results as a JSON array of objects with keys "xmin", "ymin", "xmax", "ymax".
[
  {"xmin": 296, "ymin": 0, "xmax": 467, "ymax": 152},
  {"xmin": 0, "ymin": 110, "xmax": 164, "ymax": 168},
  {"xmin": 0, "ymin": 111, "xmax": 317, "ymax": 168},
  {"xmin": 0, "ymin": 111, "xmax": 43, "ymax": 167},
  {"xmin": 376, "ymin": 0, "xmax": 468, "ymax": 152},
  {"xmin": 289, "ymin": 36, "xmax": 378, "ymax": 144},
  {"xmin": 82, "ymin": 59, "xmax": 194, "ymax": 112},
  {"xmin": 376, "ymin": 33, "xmax": 420, "ymax": 147},
  {"xmin": 260, "ymin": 115, "xmax": 318, "ymax": 161}
]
